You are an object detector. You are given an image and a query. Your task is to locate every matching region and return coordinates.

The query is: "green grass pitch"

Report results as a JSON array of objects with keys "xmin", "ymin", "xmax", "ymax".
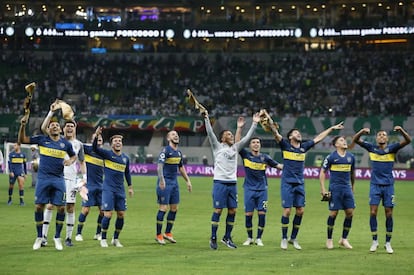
[{"xmin": 1, "ymin": 174, "xmax": 414, "ymax": 274}]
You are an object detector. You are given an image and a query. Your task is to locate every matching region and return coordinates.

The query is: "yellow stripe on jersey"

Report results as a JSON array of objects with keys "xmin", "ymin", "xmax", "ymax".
[
  {"xmin": 104, "ymin": 159, "xmax": 126, "ymax": 172},
  {"xmin": 165, "ymin": 157, "xmax": 181, "ymax": 165},
  {"xmin": 369, "ymin": 152, "xmax": 395, "ymax": 162},
  {"xmin": 283, "ymin": 151, "xmax": 306, "ymax": 161},
  {"xmin": 243, "ymin": 158, "xmax": 266, "ymax": 171},
  {"xmin": 39, "ymin": 146, "xmax": 67, "ymax": 159},
  {"xmin": 11, "ymin": 158, "xmax": 25, "ymax": 163},
  {"xmin": 330, "ymin": 164, "xmax": 352, "ymax": 172},
  {"xmin": 85, "ymin": 154, "xmax": 104, "ymax": 167}
]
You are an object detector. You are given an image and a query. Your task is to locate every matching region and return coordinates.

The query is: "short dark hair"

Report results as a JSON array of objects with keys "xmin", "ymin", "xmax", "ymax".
[
  {"xmin": 286, "ymin": 128, "xmax": 299, "ymax": 140},
  {"xmin": 219, "ymin": 130, "xmax": 229, "ymax": 141},
  {"xmin": 331, "ymin": 135, "xmax": 343, "ymax": 146},
  {"xmin": 64, "ymin": 120, "xmax": 77, "ymax": 127},
  {"xmin": 250, "ymin": 136, "xmax": 261, "ymax": 143}
]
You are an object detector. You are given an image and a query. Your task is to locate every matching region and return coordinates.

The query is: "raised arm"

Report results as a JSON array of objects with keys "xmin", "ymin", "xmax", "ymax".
[
  {"xmin": 351, "ymin": 128, "xmax": 370, "ymax": 146},
  {"xmin": 260, "ymin": 109, "xmax": 283, "ymax": 143},
  {"xmin": 313, "ymin": 121, "xmax": 344, "ymax": 145},
  {"xmin": 234, "ymin": 116, "xmax": 246, "ymax": 143},
  {"xmin": 41, "ymin": 100, "xmax": 59, "ymax": 135},
  {"xmin": 18, "ymin": 117, "xmax": 30, "ymax": 144},
  {"xmin": 394, "ymin": 126, "xmax": 412, "ymax": 147},
  {"xmin": 235, "ymin": 112, "xmax": 260, "ymax": 151},
  {"xmin": 203, "ymin": 110, "xmax": 220, "ymax": 150}
]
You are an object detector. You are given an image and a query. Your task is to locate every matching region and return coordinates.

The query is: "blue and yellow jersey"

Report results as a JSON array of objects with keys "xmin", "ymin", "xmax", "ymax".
[
  {"xmin": 158, "ymin": 145, "xmax": 183, "ymax": 182},
  {"xmin": 279, "ymin": 138, "xmax": 315, "ymax": 185},
  {"xmin": 8, "ymin": 151, "xmax": 27, "ymax": 175},
  {"xmin": 359, "ymin": 141, "xmax": 402, "ymax": 185},
  {"xmin": 84, "ymin": 144, "xmax": 104, "ymax": 189},
  {"xmin": 30, "ymin": 135, "xmax": 76, "ymax": 180},
  {"xmin": 239, "ymin": 148, "xmax": 280, "ymax": 191},
  {"xmin": 93, "ymin": 142, "xmax": 131, "ymax": 192},
  {"xmin": 322, "ymin": 151, "xmax": 355, "ymax": 187}
]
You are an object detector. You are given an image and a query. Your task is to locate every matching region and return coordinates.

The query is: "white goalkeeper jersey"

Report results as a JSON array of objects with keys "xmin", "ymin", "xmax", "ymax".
[
  {"xmin": 204, "ymin": 117, "xmax": 257, "ymax": 182},
  {"xmin": 64, "ymin": 138, "xmax": 84, "ymax": 180}
]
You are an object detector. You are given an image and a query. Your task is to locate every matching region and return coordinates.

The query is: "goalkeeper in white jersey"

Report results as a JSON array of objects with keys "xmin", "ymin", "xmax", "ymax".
[{"xmin": 203, "ymin": 110, "xmax": 261, "ymax": 250}]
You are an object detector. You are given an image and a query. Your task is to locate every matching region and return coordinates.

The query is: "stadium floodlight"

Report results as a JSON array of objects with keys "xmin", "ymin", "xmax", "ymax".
[
  {"xmin": 25, "ymin": 27, "xmax": 34, "ymax": 37},
  {"xmin": 5, "ymin": 26, "xmax": 14, "ymax": 36},
  {"xmin": 294, "ymin": 28, "xmax": 302, "ymax": 38},
  {"xmin": 166, "ymin": 29, "xmax": 175, "ymax": 39},
  {"xmin": 183, "ymin": 29, "xmax": 191, "ymax": 39}
]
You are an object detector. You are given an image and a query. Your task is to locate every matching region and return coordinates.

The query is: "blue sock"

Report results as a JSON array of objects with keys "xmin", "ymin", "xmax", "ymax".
[
  {"xmin": 385, "ymin": 216, "xmax": 393, "ymax": 242},
  {"xmin": 156, "ymin": 210, "xmax": 166, "ymax": 235},
  {"xmin": 114, "ymin": 218, "xmax": 124, "ymax": 239},
  {"xmin": 101, "ymin": 216, "xmax": 110, "ymax": 240},
  {"xmin": 211, "ymin": 212, "xmax": 220, "ymax": 239},
  {"xmin": 77, "ymin": 213, "xmax": 86, "ymax": 234},
  {"xmin": 35, "ymin": 211, "xmax": 43, "ymax": 237},
  {"xmin": 19, "ymin": 190, "xmax": 24, "ymax": 202},
  {"xmin": 290, "ymin": 215, "xmax": 302, "ymax": 240},
  {"xmin": 342, "ymin": 217, "xmax": 353, "ymax": 239},
  {"xmin": 224, "ymin": 213, "xmax": 235, "ymax": 239},
  {"xmin": 245, "ymin": 215, "xmax": 253, "ymax": 238},
  {"xmin": 165, "ymin": 211, "xmax": 177, "ymax": 233},
  {"xmin": 281, "ymin": 216, "xmax": 289, "ymax": 239},
  {"xmin": 55, "ymin": 212, "xmax": 65, "ymax": 238},
  {"xmin": 257, "ymin": 214, "xmax": 265, "ymax": 239},
  {"xmin": 370, "ymin": 215, "xmax": 378, "ymax": 241},
  {"xmin": 327, "ymin": 215, "xmax": 336, "ymax": 239}
]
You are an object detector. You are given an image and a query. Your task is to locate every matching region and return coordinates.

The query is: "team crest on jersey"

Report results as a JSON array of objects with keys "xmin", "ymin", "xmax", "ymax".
[
  {"xmin": 384, "ymin": 148, "xmax": 389, "ymax": 153},
  {"xmin": 260, "ymin": 156, "xmax": 265, "ymax": 162},
  {"xmin": 300, "ymin": 148, "xmax": 305, "ymax": 152},
  {"xmin": 347, "ymin": 157, "xmax": 352, "ymax": 163},
  {"xmin": 60, "ymin": 142, "xmax": 65, "ymax": 148},
  {"xmin": 123, "ymin": 157, "xmax": 127, "ymax": 163}
]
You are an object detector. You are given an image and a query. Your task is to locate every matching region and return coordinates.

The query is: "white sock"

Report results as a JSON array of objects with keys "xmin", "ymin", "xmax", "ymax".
[
  {"xmin": 66, "ymin": 212, "xmax": 75, "ymax": 240},
  {"xmin": 42, "ymin": 208, "xmax": 53, "ymax": 238}
]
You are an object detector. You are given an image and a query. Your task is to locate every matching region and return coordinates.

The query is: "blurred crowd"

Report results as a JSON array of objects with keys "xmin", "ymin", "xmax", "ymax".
[{"xmin": 0, "ymin": 49, "xmax": 413, "ymax": 118}]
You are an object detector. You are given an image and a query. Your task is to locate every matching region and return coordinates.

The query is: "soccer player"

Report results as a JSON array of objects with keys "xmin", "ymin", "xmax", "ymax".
[
  {"xmin": 93, "ymin": 126, "xmax": 134, "ymax": 248},
  {"xmin": 267, "ymin": 115, "xmax": 344, "ymax": 250},
  {"xmin": 18, "ymin": 115, "xmax": 76, "ymax": 251},
  {"xmin": 203, "ymin": 110, "xmax": 261, "ymax": 250},
  {"xmin": 7, "ymin": 143, "xmax": 27, "ymax": 206},
  {"xmin": 234, "ymin": 125, "xmax": 283, "ymax": 246},
  {"xmin": 40, "ymin": 107, "xmax": 86, "ymax": 247},
  {"xmin": 352, "ymin": 126, "xmax": 411, "ymax": 254},
  {"xmin": 75, "ymin": 134, "xmax": 105, "ymax": 242},
  {"xmin": 320, "ymin": 135, "xmax": 356, "ymax": 250},
  {"xmin": 155, "ymin": 130, "xmax": 192, "ymax": 245}
]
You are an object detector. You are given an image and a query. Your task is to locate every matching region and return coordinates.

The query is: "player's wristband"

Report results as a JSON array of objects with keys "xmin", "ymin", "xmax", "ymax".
[{"xmin": 47, "ymin": 110, "xmax": 54, "ymax": 118}]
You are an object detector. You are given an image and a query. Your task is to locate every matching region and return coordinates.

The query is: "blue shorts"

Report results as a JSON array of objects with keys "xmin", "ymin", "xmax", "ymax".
[
  {"xmin": 82, "ymin": 186, "xmax": 102, "ymax": 207},
  {"xmin": 369, "ymin": 184, "xmax": 395, "ymax": 208},
  {"xmin": 35, "ymin": 178, "xmax": 66, "ymax": 206},
  {"xmin": 281, "ymin": 182, "xmax": 305, "ymax": 208},
  {"xmin": 102, "ymin": 190, "xmax": 127, "ymax": 211},
  {"xmin": 212, "ymin": 181, "xmax": 238, "ymax": 209},
  {"xmin": 157, "ymin": 184, "xmax": 180, "ymax": 205},
  {"xmin": 244, "ymin": 189, "xmax": 268, "ymax": 212},
  {"xmin": 329, "ymin": 185, "xmax": 355, "ymax": 210}
]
